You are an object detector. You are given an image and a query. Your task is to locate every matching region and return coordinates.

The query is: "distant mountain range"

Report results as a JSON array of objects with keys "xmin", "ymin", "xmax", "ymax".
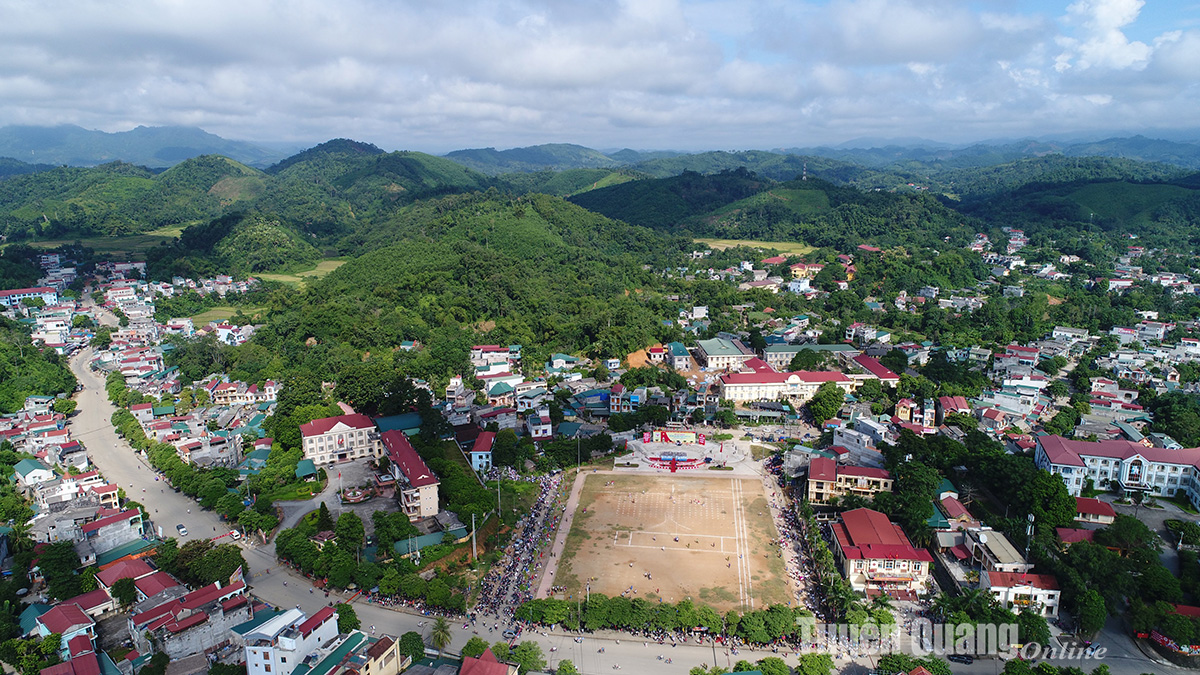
[
  {"xmin": 1, "ymin": 124, "xmax": 1200, "ymax": 181},
  {"xmin": 0, "ymin": 124, "xmax": 294, "ymax": 168}
]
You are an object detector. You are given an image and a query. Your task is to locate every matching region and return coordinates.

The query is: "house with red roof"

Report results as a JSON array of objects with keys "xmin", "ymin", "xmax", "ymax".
[
  {"xmin": 96, "ymin": 557, "xmax": 155, "ymax": 591},
  {"xmin": 830, "ymin": 508, "xmax": 933, "ymax": 593},
  {"xmin": 1075, "ymin": 496, "xmax": 1116, "ymax": 525},
  {"xmin": 460, "ymin": 648, "xmax": 519, "ymax": 675},
  {"xmin": 468, "ymin": 431, "xmax": 495, "ymax": 473},
  {"xmin": 1055, "ymin": 528, "xmax": 1096, "ymax": 548},
  {"xmin": 848, "ymin": 354, "xmax": 900, "ymax": 387},
  {"xmin": 129, "ymin": 580, "xmax": 249, "ymax": 659},
  {"xmin": 35, "ymin": 602, "xmax": 95, "ymax": 658},
  {"xmin": 805, "ymin": 457, "xmax": 892, "ymax": 506},
  {"xmin": 300, "ymin": 414, "xmax": 380, "ymax": 467},
  {"xmin": 381, "ymin": 431, "xmax": 440, "ymax": 520},
  {"xmin": 238, "ymin": 606, "xmax": 340, "ymax": 675},
  {"xmin": 982, "ymin": 571, "xmax": 1061, "ymax": 618}
]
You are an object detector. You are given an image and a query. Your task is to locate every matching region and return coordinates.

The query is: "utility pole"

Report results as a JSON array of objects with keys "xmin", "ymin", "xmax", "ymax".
[{"xmin": 472, "ymin": 512, "xmax": 477, "ymax": 562}]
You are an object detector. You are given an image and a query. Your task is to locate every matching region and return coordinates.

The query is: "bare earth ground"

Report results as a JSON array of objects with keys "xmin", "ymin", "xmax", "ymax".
[{"xmin": 553, "ymin": 473, "xmax": 790, "ymax": 613}]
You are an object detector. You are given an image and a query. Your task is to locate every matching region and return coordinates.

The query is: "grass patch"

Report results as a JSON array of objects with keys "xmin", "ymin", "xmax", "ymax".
[
  {"xmin": 711, "ymin": 433, "xmax": 734, "ymax": 441},
  {"xmin": 694, "ymin": 238, "xmax": 815, "ymax": 256},
  {"xmin": 1162, "ymin": 495, "xmax": 1199, "ymax": 514},
  {"xmin": 708, "ymin": 465, "xmax": 734, "ymax": 471},
  {"xmin": 750, "ymin": 444, "xmax": 776, "ymax": 461},
  {"xmin": 258, "ymin": 259, "xmax": 347, "ymax": 287},
  {"xmin": 189, "ymin": 305, "xmax": 265, "ymax": 323},
  {"xmin": 266, "ymin": 480, "xmax": 325, "ymax": 502}
]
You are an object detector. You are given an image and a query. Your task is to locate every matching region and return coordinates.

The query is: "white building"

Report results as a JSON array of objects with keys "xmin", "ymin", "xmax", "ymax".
[
  {"xmin": 982, "ymin": 571, "xmax": 1061, "ymax": 619},
  {"xmin": 1036, "ymin": 435, "xmax": 1200, "ymax": 507},
  {"xmin": 242, "ymin": 607, "xmax": 339, "ymax": 675},
  {"xmin": 300, "ymin": 414, "xmax": 381, "ymax": 466}
]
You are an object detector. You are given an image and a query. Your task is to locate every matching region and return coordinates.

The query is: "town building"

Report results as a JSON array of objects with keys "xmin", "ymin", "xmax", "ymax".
[
  {"xmin": 300, "ymin": 414, "xmax": 381, "ymax": 466},
  {"xmin": 381, "ymin": 431, "xmax": 440, "ymax": 521},
  {"xmin": 805, "ymin": 457, "xmax": 892, "ymax": 505},
  {"xmin": 982, "ymin": 571, "xmax": 1061, "ymax": 619},
  {"xmin": 1035, "ymin": 435, "xmax": 1200, "ymax": 505},
  {"xmin": 695, "ymin": 338, "xmax": 755, "ymax": 370},
  {"xmin": 830, "ymin": 508, "xmax": 933, "ymax": 594}
]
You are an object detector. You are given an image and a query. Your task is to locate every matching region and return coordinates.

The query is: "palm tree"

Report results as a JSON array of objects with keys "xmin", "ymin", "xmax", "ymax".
[
  {"xmin": 7, "ymin": 520, "xmax": 34, "ymax": 554},
  {"xmin": 430, "ymin": 616, "xmax": 452, "ymax": 656}
]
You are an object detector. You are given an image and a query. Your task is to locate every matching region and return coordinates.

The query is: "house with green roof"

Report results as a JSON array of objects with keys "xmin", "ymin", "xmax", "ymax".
[
  {"xmin": 14, "ymin": 459, "xmax": 55, "ymax": 487},
  {"xmin": 295, "ymin": 459, "xmax": 317, "ymax": 481}
]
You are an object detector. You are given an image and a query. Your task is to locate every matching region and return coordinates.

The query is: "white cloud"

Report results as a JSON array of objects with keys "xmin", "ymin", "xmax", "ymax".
[{"xmin": 0, "ymin": 0, "xmax": 1194, "ymax": 150}]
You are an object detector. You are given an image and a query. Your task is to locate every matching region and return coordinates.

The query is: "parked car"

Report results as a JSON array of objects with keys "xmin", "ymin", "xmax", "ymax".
[
  {"xmin": 947, "ymin": 654, "xmax": 974, "ymax": 665},
  {"xmin": 176, "ymin": 524, "xmax": 188, "ymax": 536},
  {"xmin": 229, "ymin": 530, "xmax": 241, "ymax": 540}
]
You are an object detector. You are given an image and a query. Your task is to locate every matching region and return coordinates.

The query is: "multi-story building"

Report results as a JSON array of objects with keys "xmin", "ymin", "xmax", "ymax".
[
  {"xmin": 381, "ymin": 431, "xmax": 439, "ymax": 521},
  {"xmin": 241, "ymin": 607, "xmax": 339, "ymax": 675},
  {"xmin": 300, "ymin": 414, "xmax": 380, "ymax": 466},
  {"xmin": 718, "ymin": 369, "xmax": 854, "ymax": 404},
  {"xmin": 1036, "ymin": 435, "xmax": 1200, "ymax": 507},
  {"xmin": 468, "ymin": 431, "xmax": 494, "ymax": 473},
  {"xmin": 0, "ymin": 286, "xmax": 59, "ymax": 308},
  {"xmin": 805, "ymin": 457, "xmax": 892, "ymax": 505},
  {"xmin": 830, "ymin": 508, "xmax": 933, "ymax": 593},
  {"xmin": 982, "ymin": 571, "xmax": 1061, "ymax": 619},
  {"xmin": 695, "ymin": 338, "xmax": 755, "ymax": 370}
]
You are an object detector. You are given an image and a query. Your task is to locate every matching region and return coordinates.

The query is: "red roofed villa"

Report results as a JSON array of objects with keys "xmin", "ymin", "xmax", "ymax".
[{"xmin": 830, "ymin": 508, "xmax": 933, "ymax": 593}]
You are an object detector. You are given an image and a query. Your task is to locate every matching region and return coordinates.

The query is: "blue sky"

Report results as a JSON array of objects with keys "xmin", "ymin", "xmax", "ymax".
[{"xmin": 0, "ymin": 0, "xmax": 1197, "ymax": 152}]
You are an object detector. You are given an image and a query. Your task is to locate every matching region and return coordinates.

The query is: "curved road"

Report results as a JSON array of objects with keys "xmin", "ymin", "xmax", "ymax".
[{"xmin": 64, "ymin": 308, "xmax": 1173, "ymax": 674}]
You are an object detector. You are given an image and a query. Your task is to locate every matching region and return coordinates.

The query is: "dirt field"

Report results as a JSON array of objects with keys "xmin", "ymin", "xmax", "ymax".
[
  {"xmin": 553, "ymin": 473, "xmax": 790, "ymax": 612},
  {"xmin": 694, "ymin": 238, "xmax": 816, "ymax": 256}
]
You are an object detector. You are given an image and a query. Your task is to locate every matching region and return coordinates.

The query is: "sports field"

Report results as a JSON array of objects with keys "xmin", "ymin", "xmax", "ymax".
[{"xmin": 554, "ymin": 473, "xmax": 790, "ymax": 612}]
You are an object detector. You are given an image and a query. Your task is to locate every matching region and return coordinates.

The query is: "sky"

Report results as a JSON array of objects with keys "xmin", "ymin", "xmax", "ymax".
[{"xmin": 1, "ymin": 0, "xmax": 1199, "ymax": 153}]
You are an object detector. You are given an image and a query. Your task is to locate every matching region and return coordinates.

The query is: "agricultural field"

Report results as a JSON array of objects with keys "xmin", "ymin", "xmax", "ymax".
[
  {"xmin": 256, "ymin": 259, "xmax": 346, "ymax": 287},
  {"xmin": 694, "ymin": 238, "xmax": 816, "ymax": 256}
]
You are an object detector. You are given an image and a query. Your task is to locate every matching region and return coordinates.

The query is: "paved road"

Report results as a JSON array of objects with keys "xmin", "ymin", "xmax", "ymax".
[
  {"xmin": 69, "ymin": 345, "xmax": 228, "ymax": 542},
  {"xmin": 65, "ymin": 308, "xmax": 1175, "ymax": 673}
]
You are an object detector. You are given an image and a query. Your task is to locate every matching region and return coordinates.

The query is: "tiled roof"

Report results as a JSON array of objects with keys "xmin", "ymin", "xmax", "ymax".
[
  {"xmin": 37, "ymin": 603, "xmax": 92, "ymax": 633},
  {"xmin": 299, "ymin": 414, "xmax": 374, "ymax": 437},
  {"xmin": 809, "ymin": 457, "xmax": 836, "ymax": 481},
  {"xmin": 987, "ymin": 571, "xmax": 1059, "ymax": 591},
  {"xmin": 81, "ymin": 509, "xmax": 140, "ymax": 535},
  {"xmin": 381, "ymin": 431, "xmax": 439, "ymax": 488},
  {"xmin": 134, "ymin": 571, "xmax": 180, "ymax": 598},
  {"xmin": 96, "ymin": 557, "xmax": 153, "ymax": 587},
  {"xmin": 1075, "ymin": 497, "xmax": 1116, "ymax": 518}
]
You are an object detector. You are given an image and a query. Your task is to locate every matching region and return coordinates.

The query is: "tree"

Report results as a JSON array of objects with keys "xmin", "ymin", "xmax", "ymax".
[
  {"xmin": 806, "ymin": 381, "xmax": 844, "ymax": 423},
  {"xmin": 794, "ymin": 653, "xmax": 835, "ymax": 675},
  {"xmin": 555, "ymin": 659, "xmax": 579, "ymax": 675},
  {"xmin": 335, "ymin": 603, "xmax": 360, "ymax": 633},
  {"xmin": 399, "ymin": 631, "xmax": 425, "ymax": 662},
  {"xmin": 510, "ymin": 642, "xmax": 546, "ymax": 672},
  {"xmin": 335, "ymin": 512, "xmax": 365, "ymax": 555},
  {"xmin": 111, "ymin": 577, "xmax": 138, "ymax": 607},
  {"xmin": 430, "ymin": 616, "xmax": 452, "ymax": 655},
  {"xmin": 52, "ymin": 398, "xmax": 76, "ymax": 415},
  {"xmin": 1077, "ymin": 589, "xmax": 1107, "ymax": 639},
  {"xmin": 1016, "ymin": 611, "xmax": 1051, "ymax": 649},
  {"xmin": 1047, "ymin": 380, "xmax": 1069, "ymax": 399},
  {"xmin": 755, "ymin": 656, "xmax": 789, "ymax": 675},
  {"xmin": 460, "ymin": 636, "xmax": 489, "ymax": 659},
  {"xmin": 315, "ymin": 502, "xmax": 334, "ymax": 531}
]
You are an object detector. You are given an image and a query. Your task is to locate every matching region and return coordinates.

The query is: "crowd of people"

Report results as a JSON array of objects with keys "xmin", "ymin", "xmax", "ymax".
[{"xmin": 474, "ymin": 472, "xmax": 564, "ymax": 623}]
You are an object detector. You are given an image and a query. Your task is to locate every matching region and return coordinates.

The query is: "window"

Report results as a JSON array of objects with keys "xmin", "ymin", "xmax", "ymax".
[
  {"xmin": 885, "ymin": 560, "xmax": 894, "ymax": 569},
  {"xmin": 281, "ymin": 658, "xmax": 286, "ymax": 664},
  {"xmin": 265, "ymin": 667, "xmax": 271, "ymax": 673}
]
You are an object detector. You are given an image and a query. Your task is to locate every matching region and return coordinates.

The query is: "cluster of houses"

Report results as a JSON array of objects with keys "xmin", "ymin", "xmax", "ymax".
[{"xmin": 787, "ymin": 448, "xmax": 1125, "ymax": 618}]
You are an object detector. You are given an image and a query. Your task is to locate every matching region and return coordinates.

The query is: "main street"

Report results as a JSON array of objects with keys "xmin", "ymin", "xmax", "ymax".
[{"xmin": 63, "ymin": 305, "xmax": 1176, "ymax": 674}]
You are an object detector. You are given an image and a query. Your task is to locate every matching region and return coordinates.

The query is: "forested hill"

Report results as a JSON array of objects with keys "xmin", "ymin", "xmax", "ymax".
[
  {"xmin": 567, "ymin": 171, "xmax": 976, "ymax": 249},
  {"xmin": 443, "ymin": 144, "xmax": 616, "ymax": 175},
  {"xmin": 249, "ymin": 193, "xmax": 694, "ymax": 386}
]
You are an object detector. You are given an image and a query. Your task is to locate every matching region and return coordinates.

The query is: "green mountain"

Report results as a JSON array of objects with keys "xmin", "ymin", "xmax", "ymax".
[
  {"xmin": 960, "ymin": 176, "xmax": 1200, "ymax": 250},
  {"xmin": 0, "ymin": 124, "xmax": 288, "ymax": 168},
  {"xmin": 567, "ymin": 168, "xmax": 770, "ymax": 229},
  {"xmin": 262, "ymin": 192, "xmax": 692, "ymax": 366},
  {"xmin": 443, "ymin": 143, "xmax": 616, "ymax": 175},
  {"xmin": 495, "ymin": 168, "xmax": 644, "ymax": 197},
  {"xmin": 938, "ymin": 156, "xmax": 1189, "ymax": 200},
  {"xmin": 0, "ymin": 157, "xmax": 54, "ymax": 180},
  {"xmin": 569, "ymin": 171, "xmax": 976, "ymax": 250}
]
